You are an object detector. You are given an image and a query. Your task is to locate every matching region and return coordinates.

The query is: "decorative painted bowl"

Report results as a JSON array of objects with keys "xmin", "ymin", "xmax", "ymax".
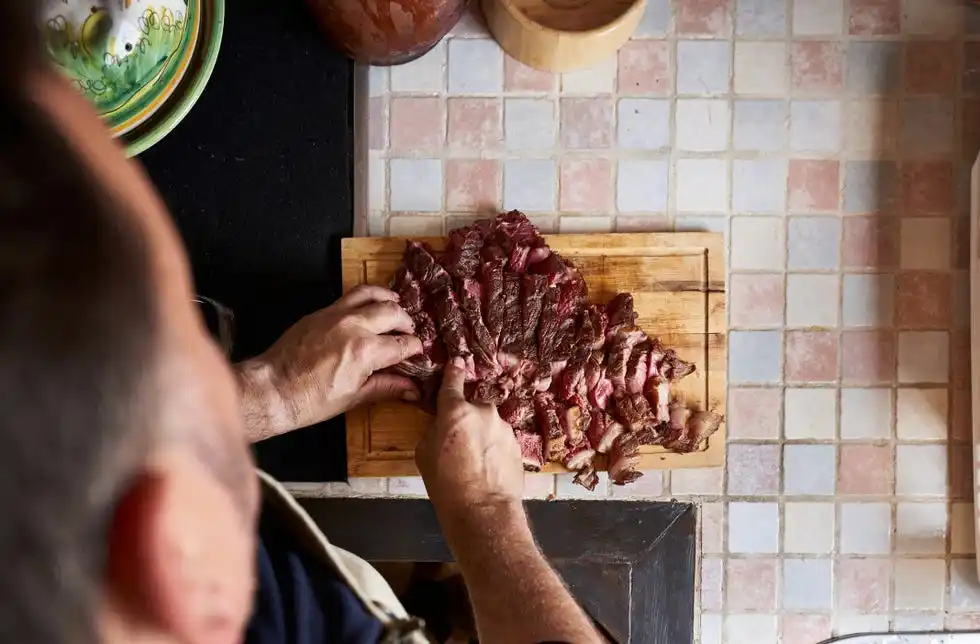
[{"xmin": 43, "ymin": 0, "xmax": 201, "ymax": 136}]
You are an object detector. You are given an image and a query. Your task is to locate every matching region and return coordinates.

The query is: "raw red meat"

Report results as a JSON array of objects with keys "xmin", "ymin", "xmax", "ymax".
[{"xmin": 389, "ymin": 211, "xmax": 722, "ymax": 488}]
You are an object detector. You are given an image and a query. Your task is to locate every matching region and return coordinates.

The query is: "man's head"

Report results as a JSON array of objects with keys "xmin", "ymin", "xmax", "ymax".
[{"xmin": 1, "ymin": 5, "xmax": 258, "ymax": 644}]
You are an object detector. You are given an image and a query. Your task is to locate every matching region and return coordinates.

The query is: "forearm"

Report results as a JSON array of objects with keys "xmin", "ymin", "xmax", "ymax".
[
  {"xmin": 438, "ymin": 500, "xmax": 601, "ymax": 644},
  {"xmin": 234, "ymin": 358, "xmax": 295, "ymax": 443}
]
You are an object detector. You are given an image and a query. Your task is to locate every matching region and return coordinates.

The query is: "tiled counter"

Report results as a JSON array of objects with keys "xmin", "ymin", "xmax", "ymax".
[{"xmin": 323, "ymin": 0, "xmax": 980, "ymax": 640}]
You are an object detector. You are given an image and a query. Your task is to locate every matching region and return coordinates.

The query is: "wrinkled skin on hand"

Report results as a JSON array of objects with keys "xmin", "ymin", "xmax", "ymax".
[
  {"xmin": 416, "ymin": 357, "xmax": 524, "ymax": 513},
  {"xmin": 247, "ymin": 285, "xmax": 424, "ymax": 432}
]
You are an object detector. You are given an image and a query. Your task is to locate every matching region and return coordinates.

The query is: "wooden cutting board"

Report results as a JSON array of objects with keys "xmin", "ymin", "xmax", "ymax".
[{"xmin": 342, "ymin": 232, "xmax": 726, "ymax": 477}]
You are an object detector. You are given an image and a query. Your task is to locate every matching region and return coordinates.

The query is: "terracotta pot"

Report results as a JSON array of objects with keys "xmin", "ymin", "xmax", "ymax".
[{"xmin": 308, "ymin": 0, "xmax": 469, "ymax": 65}]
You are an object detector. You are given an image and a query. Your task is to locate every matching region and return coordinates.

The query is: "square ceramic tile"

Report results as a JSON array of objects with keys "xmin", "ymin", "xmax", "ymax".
[
  {"xmin": 447, "ymin": 98, "xmax": 502, "ymax": 152},
  {"xmin": 367, "ymin": 98, "xmax": 385, "ymax": 150},
  {"xmin": 839, "ymin": 502, "xmax": 892, "ymax": 554},
  {"xmin": 784, "ymin": 502, "xmax": 835, "ymax": 553},
  {"xmin": 734, "ymin": 42, "xmax": 788, "ymax": 95},
  {"xmin": 788, "ymin": 217, "xmax": 841, "ymax": 270},
  {"xmin": 783, "ymin": 616, "xmax": 833, "ymax": 643},
  {"xmin": 784, "ymin": 388, "xmax": 837, "ymax": 439},
  {"xmin": 791, "ymin": 42, "xmax": 843, "ymax": 93},
  {"xmin": 676, "ymin": 159, "xmax": 728, "ymax": 213},
  {"xmin": 838, "ymin": 444, "xmax": 893, "ymax": 495},
  {"xmin": 736, "ymin": 0, "xmax": 787, "ymax": 36},
  {"xmin": 617, "ymin": 99, "xmax": 670, "ymax": 150},
  {"xmin": 636, "ymin": 0, "xmax": 670, "ymax": 35},
  {"xmin": 676, "ymin": 40, "xmax": 731, "ymax": 95},
  {"xmin": 390, "ymin": 97, "xmax": 444, "ymax": 154},
  {"xmin": 677, "ymin": 0, "xmax": 733, "ymax": 35},
  {"xmin": 893, "ymin": 616, "xmax": 944, "ymax": 631},
  {"xmin": 732, "ymin": 159, "xmax": 787, "ymax": 214},
  {"xmin": 388, "ymin": 216, "xmax": 444, "ymax": 237},
  {"xmin": 905, "ymin": 41, "xmax": 957, "ymax": 95},
  {"xmin": 966, "ymin": 43, "xmax": 980, "ymax": 94},
  {"xmin": 904, "ymin": 0, "xmax": 963, "ymax": 35},
  {"xmin": 843, "ymin": 160, "xmax": 899, "ymax": 214},
  {"xmin": 390, "ymin": 42, "xmax": 445, "ymax": 92},
  {"xmin": 841, "ymin": 330, "xmax": 894, "ymax": 384},
  {"xmin": 617, "ymin": 40, "xmax": 671, "ymax": 94},
  {"xmin": 900, "ymin": 218, "xmax": 951, "ymax": 270},
  {"xmin": 560, "ymin": 161, "xmax": 614, "ymax": 214},
  {"xmin": 726, "ymin": 615, "xmax": 777, "ymax": 644},
  {"xmin": 902, "ymin": 98, "xmax": 956, "ymax": 158},
  {"xmin": 729, "ymin": 502, "xmax": 779, "ymax": 553},
  {"xmin": 559, "ymin": 216, "xmax": 614, "ymax": 233},
  {"xmin": 837, "ymin": 558, "xmax": 891, "ymax": 612},
  {"xmin": 896, "ymin": 444, "xmax": 947, "ymax": 496},
  {"xmin": 731, "ymin": 217, "xmax": 785, "ymax": 270},
  {"xmin": 786, "ymin": 273, "xmax": 839, "ymax": 327},
  {"xmin": 788, "ymin": 160, "xmax": 840, "ymax": 213},
  {"xmin": 902, "ymin": 161, "xmax": 954, "ymax": 216},
  {"xmin": 950, "ymin": 559, "xmax": 980, "ymax": 611},
  {"xmin": 504, "ymin": 99, "xmax": 556, "ymax": 151},
  {"xmin": 617, "ymin": 159, "xmax": 669, "ymax": 212},
  {"xmin": 447, "ymin": 39, "xmax": 503, "ymax": 94},
  {"xmin": 524, "ymin": 473, "xmax": 556, "ymax": 499},
  {"xmin": 700, "ymin": 614, "xmax": 722, "ymax": 644},
  {"xmin": 793, "ymin": 0, "xmax": 843, "ymax": 35},
  {"xmin": 896, "ymin": 388, "xmax": 948, "ymax": 440},
  {"xmin": 840, "ymin": 388, "xmax": 892, "ymax": 439},
  {"xmin": 729, "ymin": 330, "xmax": 782, "ymax": 383},
  {"xmin": 700, "ymin": 556, "xmax": 723, "ymax": 610},
  {"xmin": 842, "ymin": 274, "xmax": 894, "ymax": 327},
  {"xmin": 730, "ymin": 274, "xmax": 784, "ymax": 328},
  {"xmin": 728, "ymin": 387, "xmax": 782, "ymax": 438},
  {"xmin": 783, "ymin": 445, "xmax": 836, "ymax": 496},
  {"xmin": 675, "ymin": 215, "xmax": 728, "ymax": 234},
  {"xmin": 726, "ymin": 558, "xmax": 778, "ymax": 610},
  {"xmin": 610, "ymin": 471, "xmax": 664, "ymax": 498},
  {"xmin": 388, "ymin": 476, "xmax": 428, "ymax": 496},
  {"xmin": 560, "ymin": 55, "xmax": 616, "ymax": 94},
  {"xmin": 848, "ymin": 0, "xmax": 901, "ymax": 35},
  {"xmin": 783, "ymin": 559, "xmax": 833, "ymax": 610},
  {"xmin": 368, "ymin": 154, "xmax": 386, "ymax": 212},
  {"xmin": 897, "ymin": 331, "xmax": 949, "ymax": 384},
  {"xmin": 846, "ymin": 41, "xmax": 901, "ymax": 94},
  {"xmin": 733, "ymin": 100, "xmax": 787, "ymax": 151},
  {"xmin": 367, "ymin": 64, "xmax": 388, "ymax": 96},
  {"xmin": 790, "ymin": 101, "xmax": 842, "ymax": 152},
  {"xmin": 673, "ymin": 469, "xmax": 724, "ymax": 496},
  {"xmin": 702, "ymin": 502, "xmax": 725, "ymax": 552},
  {"xmin": 894, "ymin": 559, "xmax": 946, "ymax": 610},
  {"xmin": 503, "ymin": 159, "xmax": 557, "ymax": 212},
  {"xmin": 842, "ymin": 217, "xmax": 898, "ymax": 270},
  {"xmin": 727, "ymin": 443, "xmax": 781, "ymax": 495},
  {"xmin": 390, "ymin": 159, "xmax": 443, "ymax": 212},
  {"xmin": 895, "ymin": 502, "xmax": 947, "ymax": 554},
  {"xmin": 556, "ymin": 471, "xmax": 610, "ymax": 498},
  {"xmin": 560, "ymin": 98, "xmax": 613, "ymax": 149},
  {"xmin": 951, "ymin": 502, "xmax": 976, "ymax": 554},
  {"xmin": 844, "ymin": 99, "xmax": 900, "ymax": 156},
  {"xmin": 676, "ymin": 99, "xmax": 729, "ymax": 152},
  {"xmin": 504, "ymin": 58, "xmax": 556, "ymax": 92}
]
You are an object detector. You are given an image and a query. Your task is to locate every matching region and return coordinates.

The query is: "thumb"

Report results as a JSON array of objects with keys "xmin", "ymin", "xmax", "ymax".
[
  {"xmin": 438, "ymin": 357, "xmax": 467, "ymax": 407},
  {"xmin": 355, "ymin": 373, "xmax": 420, "ymax": 406}
]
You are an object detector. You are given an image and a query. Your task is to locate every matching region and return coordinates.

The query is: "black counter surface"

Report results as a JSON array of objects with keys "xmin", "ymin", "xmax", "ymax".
[{"xmin": 140, "ymin": 0, "xmax": 353, "ymax": 482}]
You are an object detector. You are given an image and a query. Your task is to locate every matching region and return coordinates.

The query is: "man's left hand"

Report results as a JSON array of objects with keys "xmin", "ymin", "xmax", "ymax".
[{"xmin": 235, "ymin": 285, "xmax": 423, "ymax": 441}]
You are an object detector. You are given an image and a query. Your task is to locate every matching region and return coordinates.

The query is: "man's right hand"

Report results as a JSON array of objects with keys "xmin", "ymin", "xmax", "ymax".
[{"xmin": 415, "ymin": 357, "xmax": 523, "ymax": 514}]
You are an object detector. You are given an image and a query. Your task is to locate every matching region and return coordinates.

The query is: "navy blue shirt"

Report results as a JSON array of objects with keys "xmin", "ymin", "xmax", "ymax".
[{"xmin": 246, "ymin": 505, "xmax": 384, "ymax": 644}]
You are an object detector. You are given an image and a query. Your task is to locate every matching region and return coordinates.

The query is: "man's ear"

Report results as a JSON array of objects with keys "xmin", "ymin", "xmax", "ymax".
[{"xmin": 103, "ymin": 452, "xmax": 255, "ymax": 644}]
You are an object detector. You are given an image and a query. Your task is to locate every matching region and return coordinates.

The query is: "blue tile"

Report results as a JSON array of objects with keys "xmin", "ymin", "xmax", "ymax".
[
  {"xmin": 617, "ymin": 99, "xmax": 670, "ymax": 149},
  {"xmin": 843, "ymin": 160, "xmax": 899, "ymax": 214},
  {"xmin": 788, "ymin": 217, "xmax": 841, "ymax": 270},
  {"xmin": 677, "ymin": 41, "xmax": 732, "ymax": 95},
  {"xmin": 846, "ymin": 42, "xmax": 901, "ymax": 95},
  {"xmin": 635, "ymin": 0, "xmax": 670, "ymax": 36},
  {"xmin": 733, "ymin": 159, "xmax": 787, "ymax": 214},
  {"xmin": 783, "ymin": 559, "xmax": 833, "ymax": 610},
  {"xmin": 736, "ymin": 0, "xmax": 787, "ymax": 36},
  {"xmin": 783, "ymin": 445, "xmax": 836, "ymax": 496},
  {"xmin": 733, "ymin": 100, "xmax": 787, "ymax": 151},
  {"xmin": 729, "ymin": 330, "xmax": 782, "ymax": 383}
]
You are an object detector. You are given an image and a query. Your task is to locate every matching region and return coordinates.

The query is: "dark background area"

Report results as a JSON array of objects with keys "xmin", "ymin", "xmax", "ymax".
[{"xmin": 140, "ymin": 0, "xmax": 354, "ymax": 481}]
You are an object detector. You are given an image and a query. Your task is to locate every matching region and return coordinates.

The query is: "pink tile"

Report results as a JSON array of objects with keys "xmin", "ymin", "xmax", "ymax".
[
  {"xmin": 951, "ymin": 446, "xmax": 972, "ymax": 500},
  {"xmin": 560, "ymin": 159, "xmax": 614, "ymax": 212},
  {"xmin": 955, "ymin": 218, "xmax": 970, "ymax": 270},
  {"xmin": 389, "ymin": 97, "xmax": 444, "ymax": 153},
  {"xmin": 896, "ymin": 272, "xmax": 951, "ymax": 328},
  {"xmin": 791, "ymin": 42, "xmax": 843, "ymax": 92},
  {"xmin": 727, "ymin": 559, "xmax": 777, "ymax": 611},
  {"xmin": 783, "ymin": 615, "xmax": 832, "ymax": 643},
  {"xmin": 560, "ymin": 98, "xmax": 613, "ymax": 149},
  {"xmin": 952, "ymin": 329, "xmax": 971, "ymax": 390},
  {"xmin": 727, "ymin": 443, "xmax": 781, "ymax": 495},
  {"xmin": 962, "ymin": 98, "xmax": 980, "ymax": 161},
  {"xmin": 677, "ymin": 0, "xmax": 732, "ymax": 35},
  {"xmin": 730, "ymin": 274, "xmax": 784, "ymax": 328},
  {"xmin": 839, "ymin": 444, "xmax": 894, "ymax": 495},
  {"xmin": 905, "ymin": 41, "xmax": 958, "ymax": 95},
  {"xmin": 617, "ymin": 41, "xmax": 671, "ymax": 95},
  {"xmin": 700, "ymin": 502, "xmax": 724, "ymax": 552},
  {"xmin": 788, "ymin": 159, "xmax": 840, "ymax": 212},
  {"xmin": 445, "ymin": 160, "xmax": 500, "ymax": 212},
  {"xmin": 523, "ymin": 473, "xmax": 555, "ymax": 499},
  {"xmin": 447, "ymin": 98, "xmax": 502, "ymax": 152},
  {"xmin": 610, "ymin": 470, "xmax": 664, "ymax": 498},
  {"xmin": 841, "ymin": 330, "xmax": 895, "ymax": 384},
  {"xmin": 953, "ymin": 387, "xmax": 971, "ymax": 442},
  {"xmin": 949, "ymin": 615, "xmax": 980, "ymax": 629},
  {"xmin": 842, "ymin": 217, "xmax": 898, "ymax": 269},
  {"xmin": 848, "ymin": 0, "xmax": 901, "ymax": 35},
  {"xmin": 902, "ymin": 161, "xmax": 954, "ymax": 215},
  {"xmin": 701, "ymin": 557, "xmax": 723, "ymax": 610},
  {"xmin": 786, "ymin": 331, "xmax": 839, "ymax": 382},
  {"xmin": 728, "ymin": 388, "xmax": 782, "ymax": 438},
  {"xmin": 504, "ymin": 57, "xmax": 556, "ymax": 92},
  {"xmin": 673, "ymin": 469, "xmax": 724, "ymax": 497},
  {"xmin": 615, "ymin": 216, "xmax": 671, "ymax": 232},
  {"xmin": 368, "ymin": 97, "xmax": 385, "ymax": 150},
  {"xmin": 837, "ymin": 559, "xmax": 891, "ymax": 612}
]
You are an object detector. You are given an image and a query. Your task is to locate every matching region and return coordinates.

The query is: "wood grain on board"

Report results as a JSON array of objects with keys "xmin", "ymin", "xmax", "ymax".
[{"xmin": 341, "ymin": 233, "xmax": 726, "ymax": 477}]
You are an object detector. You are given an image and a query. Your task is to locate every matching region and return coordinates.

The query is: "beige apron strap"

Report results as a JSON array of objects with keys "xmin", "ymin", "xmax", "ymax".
[{"xmin": 257, "ymin": 470, "xmax": 431, "ymax": 644}]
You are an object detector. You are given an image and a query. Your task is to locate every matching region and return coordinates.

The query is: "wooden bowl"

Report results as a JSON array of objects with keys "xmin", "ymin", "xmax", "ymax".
[{"xmin": 481, "ymin": 0, "xmax": 645, "ymax": 72}]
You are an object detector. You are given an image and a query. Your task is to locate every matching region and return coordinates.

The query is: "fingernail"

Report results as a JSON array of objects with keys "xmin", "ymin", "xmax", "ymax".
[
  {"xmin": 402, "ymin": 390, "xmax": 420, "ymax": 402},
  {"xmin": 452, "ymin": 357, "xmax": 466, "ymax": 369}
]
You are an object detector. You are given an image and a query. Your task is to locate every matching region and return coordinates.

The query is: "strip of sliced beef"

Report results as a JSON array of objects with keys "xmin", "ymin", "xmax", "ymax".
[
  {"xmin": 459, "ymin": 277, "xmax": 499, "ymax": 377},
  {"xmin": 521, "ymin": 274, "xmax": 548, "ymax": 361},
  {"xmin": 606, "ymin": 327, "xmax": 646, "ymax": 389},
  {"xmin": 516, "ymin": 429, "xmax": 544, "ymax": 471},
  {"xmin": 534, "ymin": 394, "xmax": 567, "ymax": 462},
  {"xmin": 443, "ymin": 223, "xmax": 488, "ymax": 280},
  {"xmin": 586, "ymin": 411, "xmax": 624, "ymax": 454},
  {"xmin": 480, "ymin": 255, "xmax": 506, "ymax": 345},
  {"xmin": 499, "ymin": 272, "xmax": 522, "ymax": 355}
]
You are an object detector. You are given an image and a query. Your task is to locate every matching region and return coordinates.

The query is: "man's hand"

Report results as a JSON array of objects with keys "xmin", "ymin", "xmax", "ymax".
[
  {"xmin": 416, "ymin": 357, "xmax": 523, "ymax": 514},
  {"xmin": 236, "ymin": 285, "xmax": 423, "ymax": 441}
]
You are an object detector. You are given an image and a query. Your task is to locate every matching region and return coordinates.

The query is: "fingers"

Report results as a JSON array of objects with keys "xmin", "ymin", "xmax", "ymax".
[
  {"xmin": 335, "ymin": 285, "xmax": 399, "ymax": 313},
  {"xmin": 364, "ymin": 334, "xmax": 424, "ymax": 371},
  {"xmin": 354, "ymin": 301, "xmax": 415, "ymax": 335},
  {"xmin": 438, "ymin": 357, "xmax": 467, "ymax": 407},
  {"xmin": 355, "ymin": 373, "xmax": 420, "ymax": 407}
]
